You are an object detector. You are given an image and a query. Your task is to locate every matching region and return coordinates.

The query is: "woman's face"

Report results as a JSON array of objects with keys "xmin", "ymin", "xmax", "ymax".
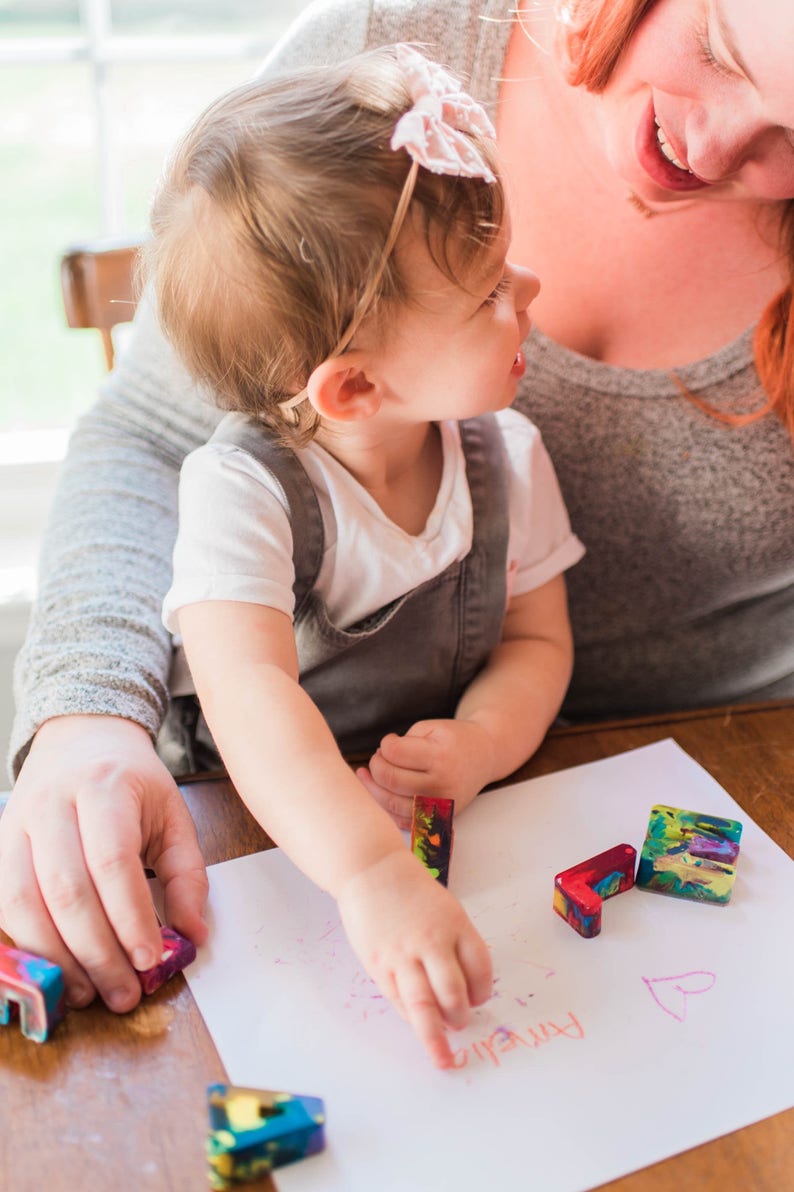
[{"xmin": 596, "ymin": 0, "xmax": 794, "ymax": 204}]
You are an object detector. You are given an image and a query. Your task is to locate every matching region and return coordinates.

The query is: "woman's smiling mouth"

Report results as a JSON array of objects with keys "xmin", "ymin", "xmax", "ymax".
[
  {"xmin": 654, "ymin": 117, "xmax": 691, "ymax": 172},
  {"xmin": 636, "ymin": 98, "xmax": 709, "ymax": 192}
]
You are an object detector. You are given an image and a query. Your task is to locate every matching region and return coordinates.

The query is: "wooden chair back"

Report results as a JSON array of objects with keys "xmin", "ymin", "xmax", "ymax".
[{"xmin": 60, "ymin": 236, "xmax": 145, "ymax": 369}]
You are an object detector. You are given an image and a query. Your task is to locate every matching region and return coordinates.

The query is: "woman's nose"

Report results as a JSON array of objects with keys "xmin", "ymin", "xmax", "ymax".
[{"xmin": 685, "ymin": 105, "xmax": 768, "ymax": 183}]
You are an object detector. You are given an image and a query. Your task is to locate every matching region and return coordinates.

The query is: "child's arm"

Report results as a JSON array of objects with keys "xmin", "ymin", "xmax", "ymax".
[
  {"xmin": 357, "ymin": 575, "xmax": 573, "ymax": 828},
  {"xmin": 177, "ymin": 599, "xmax": 492, "ymax": 1067}
]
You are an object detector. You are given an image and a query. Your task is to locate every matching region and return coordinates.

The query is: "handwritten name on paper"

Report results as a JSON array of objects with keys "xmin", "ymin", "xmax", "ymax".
[{"xmin": 452, "ymin": 1011, "xmax": 584, "ymax": 1070}]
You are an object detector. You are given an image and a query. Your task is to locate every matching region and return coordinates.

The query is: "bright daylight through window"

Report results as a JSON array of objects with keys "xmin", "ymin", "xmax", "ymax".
[{"xmin": 1, "ymin": 0, "xmax": 311, "ymax": 437}]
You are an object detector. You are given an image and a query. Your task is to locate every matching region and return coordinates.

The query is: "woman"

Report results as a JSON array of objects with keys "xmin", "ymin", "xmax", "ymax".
[{"xmin": 3, "ymin": 0, "xmax": 794, "ymax": 1017}]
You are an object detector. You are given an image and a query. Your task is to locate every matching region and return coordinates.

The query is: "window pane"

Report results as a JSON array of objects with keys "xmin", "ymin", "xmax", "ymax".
[
  {"xmin": 1, "ymin": 2, "xmax": 314, "ymax": 434},
  {"xmin": 0, "ymin": 1, "xmax": 81, "ymax": 38},
  {"xmin": 110, "ymin": 57, "xmax": 265, "ymax": 231},
  {"xmin": 109, "ymin": 1, "xmax": 309, "ymax": 39},
  {"xmin": 0, "ymin": 63, "xmax": 104, "ymax": 432}
]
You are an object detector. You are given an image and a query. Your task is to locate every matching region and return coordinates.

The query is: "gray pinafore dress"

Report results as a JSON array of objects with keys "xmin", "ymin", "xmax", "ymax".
[{"xmin": 160, "ymin": 411, "xmax": 509, "ymax": 772}]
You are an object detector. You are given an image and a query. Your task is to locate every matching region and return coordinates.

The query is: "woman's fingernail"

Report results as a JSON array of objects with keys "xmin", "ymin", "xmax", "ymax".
[
  {"xmin": 107, "ymin": 986, "xmax": 136, "ymax": 1012},
  {"xmin": 132, "ymin": 946, "xmax": 156, "ymax": 971},
  {"xmin": 66, "ymin": 984, "xmax": 94, "ymax": 1008}
]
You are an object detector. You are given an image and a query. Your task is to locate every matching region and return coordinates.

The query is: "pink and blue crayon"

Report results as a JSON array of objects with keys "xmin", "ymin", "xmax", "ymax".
[
  {"xmin": 636, "ymin": 805, "xmax": 742, "ymax": 904},
  {"xmin": 0, "ymin": 940, "xmax": 67, "ymax": 1043},
  {"xmin": 206, "ymin": 1084, "xmax": 325, "ymax": 1189},
  {"xmin": 553, "ymin": 843, "xmax": 637, "ymax": 938},
  {"xmin": 137, "ymin": 926, "xmax": 196, "ymax": 995}
]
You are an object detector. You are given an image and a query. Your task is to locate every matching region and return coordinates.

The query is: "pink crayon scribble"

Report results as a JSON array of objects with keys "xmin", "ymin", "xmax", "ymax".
[
  {"xmin": 642, "ymin": 971, "xmax": 716, "ymax": 1022},
  {"xmin": 516, "ymin": 957, "xmax": 556, "ymax": 979}
]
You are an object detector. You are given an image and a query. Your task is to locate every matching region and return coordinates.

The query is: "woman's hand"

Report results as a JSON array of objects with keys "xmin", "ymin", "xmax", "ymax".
[
  {"xmin": 356, "ymin": 719, "xmax": 494, "ymax": 829},
  {"xmin": 0, "ymin": 715, "xmax": 208, "ymax": 1012},
  {"xmin": 337, "ymin": 849, "xmax": 492, "ymax": 1068}
]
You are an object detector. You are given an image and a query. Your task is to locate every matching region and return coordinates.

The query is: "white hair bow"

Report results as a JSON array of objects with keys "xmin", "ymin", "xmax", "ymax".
[{"xmin": 390, "ymin": 44, "xmax": 497, "ymax": 183}]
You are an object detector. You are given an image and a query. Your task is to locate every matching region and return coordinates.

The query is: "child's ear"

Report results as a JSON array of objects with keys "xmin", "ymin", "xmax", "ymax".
[{"xmin": 305, "ymin": 352, "xmax": 382, "ymax": 422}]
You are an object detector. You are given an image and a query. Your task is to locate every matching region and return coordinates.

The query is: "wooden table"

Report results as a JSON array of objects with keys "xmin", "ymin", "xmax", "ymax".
[{"xmin": 2, "ymin": 701, "xmax": 793, "ymax": 1191}]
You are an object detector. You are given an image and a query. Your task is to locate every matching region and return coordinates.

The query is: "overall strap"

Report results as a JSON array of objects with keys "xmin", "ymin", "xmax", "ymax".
[
  {"xmin": 455, "ymin": 412, "xmax": 509, "ymax": 683},
  {"xmin": 208, "ymin": 412, "xmax": 324, "ymax": 617}
]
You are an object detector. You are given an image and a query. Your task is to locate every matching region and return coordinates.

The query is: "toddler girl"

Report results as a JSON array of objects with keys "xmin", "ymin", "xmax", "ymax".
[{"xmin": 150, "ymin": 44, "xmax": 584, "ymax": 1067}]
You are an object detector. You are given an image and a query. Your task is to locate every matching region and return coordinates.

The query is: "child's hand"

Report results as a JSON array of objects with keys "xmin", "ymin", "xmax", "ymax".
[
  {"xmin": 0, "ymin": 715, "xmax": 208, "ymax": 1012},
  {"xmin": 336, "ymin": 849, "xmax": 492, "ymax": 1067},
  {"xmin": 356, "ymin": 719, "xmax": 494, "ymax": 829}
]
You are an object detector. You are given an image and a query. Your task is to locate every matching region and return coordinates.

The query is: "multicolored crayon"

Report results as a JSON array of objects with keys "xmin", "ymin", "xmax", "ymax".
[
  {"xmin": 0, "ymin": 940, "xmax": 67, "ymax": 1043},
  {"xmin": 411, "ymin": 795, "xmax": 455, "ymax": 886},
  {"xmin": 206, "ymin": 1084, "xmax": 325, "ymax": 1189},
  {"xmin": 553, "ymin": 843, "xmax": 637, "ymax": 938},
  {"xmin": 137, "ymin": 926, "xmax": 197, "ymax": 995},
  {"xmin": 636, "ymin": 805, "xmax": 742, "ymax": 904}
]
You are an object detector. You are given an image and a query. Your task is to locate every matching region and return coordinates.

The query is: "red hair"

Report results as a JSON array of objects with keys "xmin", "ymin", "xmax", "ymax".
[{"xmin": 559, "ymin": 0, "xmax": 794, "ymax": 443}]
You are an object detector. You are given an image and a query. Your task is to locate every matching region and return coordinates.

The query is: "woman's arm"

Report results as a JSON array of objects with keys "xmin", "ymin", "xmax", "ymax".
[
  {"xmin": 178, "ymin": 598, "xmax": 493, "ymax": 1067},
  {"xmin": 9, "ymin": 289, "xmax": 223, "ymax": 777},
  {"xmin": 0, "ymin": 298, "xmax": 215, "ymax": 1014}
]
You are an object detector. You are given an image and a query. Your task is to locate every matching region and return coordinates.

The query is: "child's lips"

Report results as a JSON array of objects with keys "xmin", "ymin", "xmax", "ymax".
[{"xmin": 511, "ymin": 348, "xmax": 526, "ymax": 378}]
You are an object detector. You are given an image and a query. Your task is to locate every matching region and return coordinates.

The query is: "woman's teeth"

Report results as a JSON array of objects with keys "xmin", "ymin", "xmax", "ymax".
[{"xmin": 654, "ymin": 117, "xmax": 692, "ymax": 173}]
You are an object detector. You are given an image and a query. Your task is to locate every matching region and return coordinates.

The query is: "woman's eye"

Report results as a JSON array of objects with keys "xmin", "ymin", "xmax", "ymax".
[
  {"xmin": 482, "ymin": 276, "xmax": 511, "ymax": 308},
  {"xmin": 696, "ymin": 16, "xmax": 736, "ymax": 79}
]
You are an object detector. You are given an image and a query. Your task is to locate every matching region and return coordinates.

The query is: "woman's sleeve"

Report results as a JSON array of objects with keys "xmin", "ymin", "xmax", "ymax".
[
  {"xmin": 8, "ymin": 0, "xmax": 376, "ymax": 780},
  {"xmin": 9, "ymin": 295, "xmax": 219, "ymax": 777}
]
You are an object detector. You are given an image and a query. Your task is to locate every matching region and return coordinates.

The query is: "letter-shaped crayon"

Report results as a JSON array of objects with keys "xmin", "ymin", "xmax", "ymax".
[
  {"xmin": 636, "ymin": 805, "xmax": 742, "ymax": 904},
  {"xmin": 553, "ymin": 843, "xmax": 637, "ymax": 938},
  {"xmin": 411, "ymin": 795, "xmax": 454, "ymax": 885},
  {"xmin": 137, "ymin": 926, "xmax": 197, "ymax": 995},
  {"xmin": 0, "ymin": 940, "xmax": 67, "ymax": 1043},
  {"xmin": 206, "ymin": 1084, "xmax": 325, "ymax": 1189}
]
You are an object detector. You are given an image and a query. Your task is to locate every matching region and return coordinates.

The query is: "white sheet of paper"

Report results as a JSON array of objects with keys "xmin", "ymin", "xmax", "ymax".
[{"xmin": 181, "ymin": 740, "xmax": 794, "ymax": 1192}]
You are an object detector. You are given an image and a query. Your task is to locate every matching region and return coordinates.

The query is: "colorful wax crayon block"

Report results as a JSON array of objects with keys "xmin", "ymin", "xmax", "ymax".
[
  {"xmin": 0, "ymin": 940, "xmax": 67, "ymax": 1043},
  {"xmin": 411, "ymin": 795, "xmax": 454, "ymax": 886},
  {"xmin": 553, "ymin": 843, "xmax": 637, "ymax": 938},
  {"xmin": 636, "ymin": 805, "xmax": 742, "ymax": 904},
  {"xmin": 137, "ymin": 926, "xmax": 197, "ymax": 995},
  {"xmin": 206, "ymin": 1084, "xmax": 326, "ymax": 1189}
]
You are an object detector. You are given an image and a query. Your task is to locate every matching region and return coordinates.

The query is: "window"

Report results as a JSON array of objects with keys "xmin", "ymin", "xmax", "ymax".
[
  {"xmin": 0, "ymin": 1, "xmax": 313, "ymax": 763},
  {"xmin": 1, "ymin": 0, "xmax": 312, "ymax": 435}
]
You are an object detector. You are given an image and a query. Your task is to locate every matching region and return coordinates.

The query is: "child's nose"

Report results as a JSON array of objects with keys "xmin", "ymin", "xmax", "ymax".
[{"xmin": 511, "ymin": 263, "xmax": 541, "ymax": 311}]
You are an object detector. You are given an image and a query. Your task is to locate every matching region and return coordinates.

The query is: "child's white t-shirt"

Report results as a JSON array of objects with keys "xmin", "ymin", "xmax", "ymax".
[{"xmin": 162, "ymin": 408, "xmax": 584, "ymax": 634}]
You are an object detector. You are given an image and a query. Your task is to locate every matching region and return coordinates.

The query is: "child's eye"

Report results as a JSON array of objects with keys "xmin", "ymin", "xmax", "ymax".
[{"xmin": 482, "ymin": 276, "xmax": 511, "ymax": 308}]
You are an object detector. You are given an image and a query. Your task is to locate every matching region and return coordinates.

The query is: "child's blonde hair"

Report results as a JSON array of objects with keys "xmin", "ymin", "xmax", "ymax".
[{"xmin": 144, "ymin": 46, "xmax": 504, "ymax": 447}]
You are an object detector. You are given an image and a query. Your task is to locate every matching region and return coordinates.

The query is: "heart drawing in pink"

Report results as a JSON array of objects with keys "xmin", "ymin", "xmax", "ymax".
[{"xmin": 641, "ymin": 971, "xmax": 716, "ymax": 1022}]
